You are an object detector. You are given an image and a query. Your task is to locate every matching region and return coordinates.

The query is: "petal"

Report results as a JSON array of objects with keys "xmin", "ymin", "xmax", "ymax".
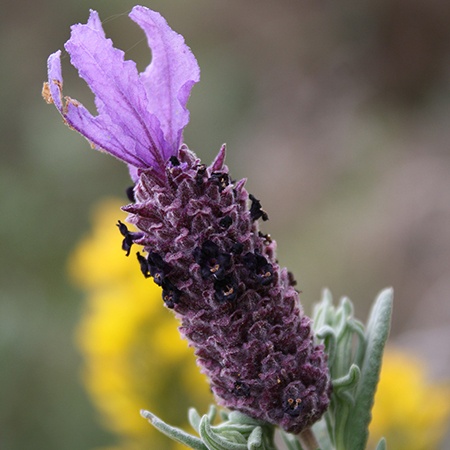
[
  {"xmin": 47, "ymin": 10, "xmax": 175, "ymax": 172},
  {"xmin": 130, "ymin": 6, "xmax": 200, "ymax": 159},
  {"xmin": 66, "ymin": 10, "xmax": 171, "ymax": 169},
  {"xmin": 64, "ymin": 96, "xmax": 155, "ymax": 168},
  {"xmin": 47, "ymin": 51, "xmax": 153, "ymax": 167},
  {"xmin": 128, "ymin": 165, "xmax": 140, "ymax": 183},
  {"xmin": 47, "ymin": 51, "xmax": 64, "ymax": 111}
]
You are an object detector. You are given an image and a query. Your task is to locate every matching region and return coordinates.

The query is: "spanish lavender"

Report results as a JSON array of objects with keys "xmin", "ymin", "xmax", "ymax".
[{"xmin": 43, "ymin": 6, "xmax": 331, "ymax": 435}]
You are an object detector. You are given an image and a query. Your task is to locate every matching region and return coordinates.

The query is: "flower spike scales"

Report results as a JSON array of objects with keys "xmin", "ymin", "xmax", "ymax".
[{"xmin": 44, "ymin": 5, "xmax": 331, "ymax": 438}]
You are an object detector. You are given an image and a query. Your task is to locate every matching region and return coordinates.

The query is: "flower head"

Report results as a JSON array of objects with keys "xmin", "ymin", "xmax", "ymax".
[{"xmin": 45, "ymin": 7, "xmax": 331, "ymax": 435}]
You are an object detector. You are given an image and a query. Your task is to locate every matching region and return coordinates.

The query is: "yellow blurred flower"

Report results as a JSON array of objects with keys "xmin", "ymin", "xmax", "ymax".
[
  {"xmin": 69, "ymin": 199, "xmax": 212, "ymax": 450},
  {"xmin": 369, "ymin": 347, "xmax": 450, "ymax": 450}
]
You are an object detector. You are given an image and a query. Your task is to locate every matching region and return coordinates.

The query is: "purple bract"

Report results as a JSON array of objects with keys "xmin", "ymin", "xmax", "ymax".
[
  {"xmin": 44, "ymin": 6, "xmax": 331, "ymax": 434},
  {"xmin": 44, "ymin": 6, "xmax": 199, "ymax": 181}
]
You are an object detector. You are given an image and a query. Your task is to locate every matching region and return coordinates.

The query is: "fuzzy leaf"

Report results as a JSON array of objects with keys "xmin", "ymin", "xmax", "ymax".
[
  {"xmin": 332, "ymin": 364, "xmax": 360, "ymax": 390},
  {"xmin": 141, "ymin": 409, "xmax": 207, "ymax": 450},
  {"xmin": 199, "ymin": 415, "xmax": 248, "ymax": 450},
  {"xmin": 247, "ymin": 427, "xmax": 263, "ymax": 449},
  {"xmin": 189, "ymin": 407, "xmax": 203, "ymax": 433},
  {"xmin": 344, "ymin": 288, "xmax": 393, "ymax": 450}
]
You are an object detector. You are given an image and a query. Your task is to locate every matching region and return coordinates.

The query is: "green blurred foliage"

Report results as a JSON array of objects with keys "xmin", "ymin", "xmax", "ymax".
[{"xmin": 1, "ymin": 0, "xmax": 449, "ymax": 448}]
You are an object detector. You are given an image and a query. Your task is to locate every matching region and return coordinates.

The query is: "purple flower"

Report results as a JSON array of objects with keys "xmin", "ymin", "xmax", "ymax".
[{"xmin": 44, "ymin": 6, "xmax": 331, "ymax": 434}]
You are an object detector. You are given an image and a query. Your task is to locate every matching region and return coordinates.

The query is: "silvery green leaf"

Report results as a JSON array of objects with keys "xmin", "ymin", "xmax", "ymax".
[
  {"xmin": 247, "ymin": 426, "xmax": 263, "ymax": 449},
  {"xmin": 228, "ymin": 410, "xmax": 264, "ymax": 425},
  {"xmin": 189, "ymin": 407, "xmax": 202, "ymax": 433},
  {"xmin": 140, "ymin": 409, "xmax": 207, "ymax": 450},
  {"xmin": 214, "ymin": 422, "xmax": 260, "ymax": 435},
  {"xmin": 375, "ymin": 437, "xmax": 386, "ymax": 450},
  {"xmin": 208, "ymin": 404, "xmax": 218, "ymax": 423},
  {"xmin": 199, "ymin": 414, "xmax": 248, "ymax": 450},
  {"xmin": 315, "ymin": 325, "xmax": 337, "ymax": 367},
  {"xmin": 332, "ymin": 364, "xmax": 360, "ymax": 390},
  {"xmin": 200, "ymin": 410, "xmax": 277, "ymax": 450},
  {"xmin": 344, "ymin": 288, "xmax": 393, "ymax": 450}
]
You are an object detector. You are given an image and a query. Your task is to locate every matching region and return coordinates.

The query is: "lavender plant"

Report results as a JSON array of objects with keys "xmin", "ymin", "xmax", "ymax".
[{"xmin": 43, "ymin": 6, "xmax": 392, "ymax": 450}]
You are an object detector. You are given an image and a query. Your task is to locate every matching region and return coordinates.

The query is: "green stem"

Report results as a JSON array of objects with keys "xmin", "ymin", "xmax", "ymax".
[{"xmin": 297, "ymin": 428, "xmax": 320, "ymax": 450}]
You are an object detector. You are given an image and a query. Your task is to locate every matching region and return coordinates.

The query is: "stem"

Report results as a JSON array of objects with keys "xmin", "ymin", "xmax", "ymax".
[{"xmin": 297, "ymin": 428, "xmax": 320, "ymax": 450}]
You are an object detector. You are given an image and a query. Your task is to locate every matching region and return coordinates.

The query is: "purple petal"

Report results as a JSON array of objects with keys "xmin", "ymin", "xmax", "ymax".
[
  {"xmin": 47, "ymin": 50, "xmax": 146, "ymax": 169},
  {"xmin": 47, "ymin": 51, "xmax": 64, "ymax": 111},
  {"xmin": 46, "ymin": 55, "xmax": 152, "ymax": 171},
  {"xmin": 130, "ymin": 6, "xmax": 200, "ymax": 159},
  {"xmin": 128, "ymin": 165, "xmax": 140, "ymax": 183},
  {"xmin": 64, "ymin": 10, "xmax": 169, "ymax": 169}
]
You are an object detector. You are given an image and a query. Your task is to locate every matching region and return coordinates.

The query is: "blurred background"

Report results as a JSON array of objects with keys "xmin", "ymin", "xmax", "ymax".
[{"xmin": 1, "ymin": 0, "xmax": 449, "ymax": 448}]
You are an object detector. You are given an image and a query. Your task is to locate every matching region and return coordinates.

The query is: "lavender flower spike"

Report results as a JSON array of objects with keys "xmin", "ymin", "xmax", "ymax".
[{"xmin": 44, "ymin": 6, "xmax": 331, "ymax": 435}]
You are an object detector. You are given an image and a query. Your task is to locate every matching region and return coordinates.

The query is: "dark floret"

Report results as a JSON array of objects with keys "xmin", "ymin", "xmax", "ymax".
[
  {"xmin": 136, "ymin": 252, "xmax": 150, "ymax": 277},
  {"xmin": 147, "ymin": 252, "xmax": 171, "ymax": 286},
  {"xmin": 126, "ymin": 185, "xmax": 136, "ymax": 202},
  {"xmin": 233, "ymin": 381, "xmax": 251, "ymax": 397},
  {"xmin": 162, "ymin": 279, "xmax": 181, "ymax": 308},
  {"xmin": 243, "ymin": 252, "xmax": 274, "ymax": 286},
  {"xmin": 249, "ymin": 194, "xmax": 269, "ymax": 221},
  {"xmin": 195, "ymin": 164, "xmax": 207, "ymax": 185},
  {"xmin": 210, "ymin": 172, "xmax": 230, "ymax": 191},
  {"xmin": 194, "ymin": 240, "xmax": 231, "ymax": 281},
  {"xmin": 136, "ymin": 251, "xmax": 171, "ymax": 286},
  {"xmin": 169, "ymin": 156, "xmax": 180, "ymax": 166},
  {"xmin": 219, "ymin": 215, "xmax": 232, "ymax": 229},
  {"xmin": 231, "ymin": 242, "xmax": 244, "ymax": 255},
  {"xmin": 116, "ymin": 220, "xmax": 143, "ymax": 256},
  {"xmin": 214, "ymin": 276, "xmax": 238, "ymax": 302}
]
